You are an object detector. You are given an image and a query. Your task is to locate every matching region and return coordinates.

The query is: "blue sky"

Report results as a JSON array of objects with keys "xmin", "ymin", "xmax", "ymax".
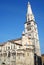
[{"xmin": 0, "ymin": 0, "xmax": 44, "ymax": 54}]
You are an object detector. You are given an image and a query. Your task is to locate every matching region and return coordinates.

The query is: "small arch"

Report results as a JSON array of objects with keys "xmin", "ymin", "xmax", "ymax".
[{"xmin": 2, "ymin": 62, "xmax": 6, "ymax": 65}]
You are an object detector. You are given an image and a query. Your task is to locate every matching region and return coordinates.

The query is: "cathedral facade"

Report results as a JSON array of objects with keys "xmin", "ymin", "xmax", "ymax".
[{"xmin": 0, "ymin": 2, "xmax": 42, "ymax": 65}]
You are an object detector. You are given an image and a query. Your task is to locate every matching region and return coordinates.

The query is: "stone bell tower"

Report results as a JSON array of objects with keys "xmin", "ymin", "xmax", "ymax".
[
  {"xmin": 25, "ymin": 2, "xmax": 41, "ymax": 56},
  {"xmin": 22, "ymin": 2, "xmax": 42, "ymax": 65}
]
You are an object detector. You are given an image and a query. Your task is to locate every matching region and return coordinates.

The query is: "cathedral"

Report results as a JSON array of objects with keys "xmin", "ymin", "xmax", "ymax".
[{"xmin": 0, "ymin": 2, "xmax": 42, "ymax": 65}]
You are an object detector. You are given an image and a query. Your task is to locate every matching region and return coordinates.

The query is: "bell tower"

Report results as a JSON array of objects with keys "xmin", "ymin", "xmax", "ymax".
[
  {"xmin": 22, "ymin": 2, "xmax": 42, "ymax": 65},
  {"xmin": 22, "ymin": 1, "xmax": 41, "ymax": 56},
  {"xmin": 24, "ymin": 2, "xmax": 41, "ymax": 56}
]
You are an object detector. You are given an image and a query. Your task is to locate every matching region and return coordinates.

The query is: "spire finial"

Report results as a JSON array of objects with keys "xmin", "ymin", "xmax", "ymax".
[
  {"xmin": 28, "ymin": 1, "xmax": 31, "ymax": 7},
  {"xmin": 28, "ymin": 1, "xmax": 30, "ymax": 5}
]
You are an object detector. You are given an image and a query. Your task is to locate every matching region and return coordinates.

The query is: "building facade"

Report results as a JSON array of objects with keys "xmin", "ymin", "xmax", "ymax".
[
  {"xmin": 0, "ymin": 2, "xmax": 42, "ymax": 65},
  {"xmin": 42, "ymin": 54, "xmax": 44, "ymax": 65}
]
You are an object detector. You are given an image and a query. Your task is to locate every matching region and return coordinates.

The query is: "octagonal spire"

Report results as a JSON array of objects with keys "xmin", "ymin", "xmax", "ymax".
[
  {"xmin": 26, "ymin": 2, "xmax": 35, "ymax": 21},
  {"xmin": 27, "ymin": 2, "xmax": 32, "ymax": 15}
]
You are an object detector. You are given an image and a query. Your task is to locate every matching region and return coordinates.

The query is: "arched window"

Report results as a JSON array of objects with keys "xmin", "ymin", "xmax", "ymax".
[
  {"xmin": 8, "ymin": 51, "xmax": 10, "ymax": 57},
  {"xmin": 2, "ymin": 62, "xmax": 6, "ymax": 65}
]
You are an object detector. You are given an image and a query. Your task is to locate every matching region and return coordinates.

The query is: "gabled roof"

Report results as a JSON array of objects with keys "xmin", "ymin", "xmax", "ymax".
[
  {"xmin": 0, "ymin": 44, "xmax": 3, "ymax": 46},
  {"xmin": 8, "ymin": 37, "xmax": 22, "ymax": 42},
  {"xmin": 0, "ymin": 37, "xmax": 22, "ymax": 46}
]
